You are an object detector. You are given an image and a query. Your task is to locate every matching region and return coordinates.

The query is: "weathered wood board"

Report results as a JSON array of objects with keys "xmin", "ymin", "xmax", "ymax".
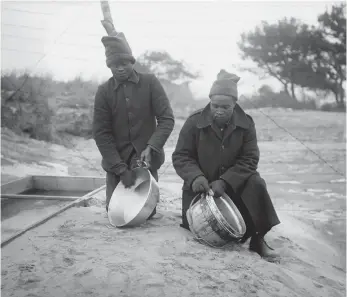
[
  {"xmin": 1, "ymin": 175, "xmax": 105, "ymax": 196},
  {"xmin": 1, "ymin": 176, "xmax": 33, "ymax": 195},
  {"xmin": 1, "ymin": 175, "xmax": 106, "ymax": 247}
]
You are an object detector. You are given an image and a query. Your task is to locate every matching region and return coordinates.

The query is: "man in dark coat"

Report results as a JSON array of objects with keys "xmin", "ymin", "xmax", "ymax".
[
  {"xmin": 172, "ymin": 70, "xmax": 280, "ymax": 260},
  {"xmin": 93, "ymin": 30, "xmax": 175, "ymax": 216}
]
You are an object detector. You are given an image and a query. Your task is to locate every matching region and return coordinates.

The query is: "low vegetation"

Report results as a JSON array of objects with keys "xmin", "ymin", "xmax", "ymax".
[{"xmin": 1, "ymin": 70, "xmax": 345, "ymax": 145}]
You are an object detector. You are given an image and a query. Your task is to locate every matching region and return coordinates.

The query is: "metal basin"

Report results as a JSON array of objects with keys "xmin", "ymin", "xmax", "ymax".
[
  {"xmin": 107, "ymin": 167, "xmax": 159, "ymax": 227},
  {"xmin": 186, "ymin": 191, "xmax": 246, "ymax": 248},
  {"xmin": 212, "ymin": 193, "xmax": 247, "ymax": 238}
]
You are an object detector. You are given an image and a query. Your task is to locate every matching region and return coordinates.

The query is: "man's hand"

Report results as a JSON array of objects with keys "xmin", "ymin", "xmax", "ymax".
[
  {"xmin": 192, "ymin": 176, "xmax": 210, "ymax": 193},
  {"xmin": 120, "ymin": 169, "xmax": 136, "ymax": 188},
  {"xmin": 210, "ymin": 180, "xmax": 227, "ymax": 198},
  {"xmin": 140, "ymin": 146, "xmax": 152, "ymax": 168}
]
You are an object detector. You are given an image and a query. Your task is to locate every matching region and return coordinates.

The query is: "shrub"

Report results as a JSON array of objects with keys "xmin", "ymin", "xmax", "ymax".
[
  {"xmin": 238, "ymin": 91, "xmax": 317, "ymax": 111},
  {"xmin": 320, "ymin": 102, "xmax": 346, "ymax": 112},
  {"xmin": 1, "ymin": 72, "xmax": 54, "ymax": 141}
]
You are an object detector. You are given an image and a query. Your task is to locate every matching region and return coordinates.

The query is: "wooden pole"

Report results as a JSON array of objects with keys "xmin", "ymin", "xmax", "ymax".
[
  {"xmin": 100, "ymin": 0, "xmax": 116, "ymax": 35},
  {"xmin": 1, "ymin": 185, "xmax": 106, "ymax": 248},
  {"xmin": 1, "ymin": 194, "xmax": 80, "ymax": 201}
]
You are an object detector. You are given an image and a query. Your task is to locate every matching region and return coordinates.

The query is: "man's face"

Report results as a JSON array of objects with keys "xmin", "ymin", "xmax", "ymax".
[
  {"xmin": 109, "ymin": 58, "xmax": 134, "ymax": 81},
  {"xmin": 210, "ymin": 95, "xmax": 237, "ymax": 126}
]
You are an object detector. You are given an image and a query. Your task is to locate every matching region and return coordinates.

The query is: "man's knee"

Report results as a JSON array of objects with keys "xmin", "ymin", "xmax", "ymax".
[
  {"xmin": 181, "ymin": 190, "xmax": 199, "ymax": 227},
  {"xmin": 247, "ymin": 174, "xmax": 267, "ymax": 190},
  {"xmin": 150, "ymin": 169, "xmax": 159, "ymax": 182},
  {"xmin": 150, "ymin": 149, "xmax": 165, "ymax": 171},
  {"xmin": 106, "ymin": 173, "xmax": 120, "ymax": 209},
  {"xmin": 182, "ymin": 190, "xmax": 197, "ymax": 210}
]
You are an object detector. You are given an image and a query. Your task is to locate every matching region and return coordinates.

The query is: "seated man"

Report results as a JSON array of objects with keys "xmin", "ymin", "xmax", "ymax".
[
  {"xmin": 93, "ymin": 30, "xmax": 175, "ymax": 216},
  {"xmin": 172, "ymin": 70, "xmax": 280, "ymax": 261}
]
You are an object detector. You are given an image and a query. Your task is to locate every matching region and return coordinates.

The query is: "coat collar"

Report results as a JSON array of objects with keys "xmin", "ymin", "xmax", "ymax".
[
  {"xmin": 196, "ymin": 103, "xmax": 250, "ymax": 130},
  {"xmin": 113, "ymin": 70, "xmax": 140, "ymax": 90}
]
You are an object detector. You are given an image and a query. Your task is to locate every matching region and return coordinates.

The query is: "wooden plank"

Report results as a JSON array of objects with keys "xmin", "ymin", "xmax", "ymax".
[
  {"xmin": 1, "ymin": 185, "xmax": 106, "ymax": 248},
  {"xmin": 1, "ymin": 176, "xmax": 33, "ymax": 194},
  {"xmin": 100, "ymin": 0, "xmax": 116, "ymax": 35},
  {"xmin": 33, "ymin": 176, "xmax": 105, "ymax": 191},
  {"xmin": 93, "ymin": 177, "xmax": 106, "ymax": 189},
  {"xmin": 32, "ymin": 175, "xmax": 58, "ymax": 191},
  {"xmin": 1, "ymin": 194, "xmax": 79, "ymax": 201},
  {"xmin": 53, "ymin": 176, "xmax": 104, "ymax": 191}
]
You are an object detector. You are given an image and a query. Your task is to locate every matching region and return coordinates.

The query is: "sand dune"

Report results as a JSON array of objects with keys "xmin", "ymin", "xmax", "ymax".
[
  {"xmin": 1, "ymin": 193, "xmax": 345, "ymax": 297},
  {"xmin": 1, "ymin": 110, "xmax": 345, "ymax": 296}
]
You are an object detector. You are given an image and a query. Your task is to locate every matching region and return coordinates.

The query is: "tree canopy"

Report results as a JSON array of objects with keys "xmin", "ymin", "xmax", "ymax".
[{"xmin": 238, "ymin": 3, "xmax": 346, "ymax": 106}]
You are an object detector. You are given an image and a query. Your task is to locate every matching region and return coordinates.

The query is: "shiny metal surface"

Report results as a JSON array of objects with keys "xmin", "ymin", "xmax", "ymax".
[
  {"xmin": 187, "ymin": 191, "xmax": 247, "ymax": 248},
  {"xmin": 108, "ymin": 167, "xmax": 159, "ymax": 227},
  {"xmin": 187, "ymin": 194, "xmax": 231, "ymax": 248},
  {"xmin": 208, "ymin": 193, "xmax": 247, "ymax": 238}
]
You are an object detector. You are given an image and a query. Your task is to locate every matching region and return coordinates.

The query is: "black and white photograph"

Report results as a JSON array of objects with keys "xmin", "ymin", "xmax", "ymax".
[{"xmin": 1, "ymin": 0, "xmax": 346, "ymax": 296}]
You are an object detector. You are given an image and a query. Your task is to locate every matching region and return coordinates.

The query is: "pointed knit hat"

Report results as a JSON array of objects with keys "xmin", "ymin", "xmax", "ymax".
[
  {"xmin": 101, "ymin": 31, "xmax": 135, "ymax": 67},
  {"xmin": 209, "ymin": 69, "xmax": 241, "ymax": 100}
]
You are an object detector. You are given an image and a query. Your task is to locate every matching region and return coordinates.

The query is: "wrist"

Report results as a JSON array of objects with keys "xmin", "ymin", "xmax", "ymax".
[
  {"xmin": 117, "ymin": 165, "xmax": 128, "ymax": 176},
  {"xmin": 147, "ymin": 143, "xmax": 160, "ymax": 153},
  {"xmin": 193, "ymin": 175, "xmax": 205, "ymax": 182},
  {"xmin": 219, "ymin": 179, "xmax": 227, "ymax": 188},
  {"xmin": 190, "ymin": 174, "xmax": 204, "ymax": 188}
]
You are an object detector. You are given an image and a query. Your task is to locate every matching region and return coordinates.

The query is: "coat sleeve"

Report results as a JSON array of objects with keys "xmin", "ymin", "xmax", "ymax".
[
  {"xmin": 221, "ymin": 118, "xmax": 260, "ymax": 192},
  {"xmin": 147, "ymin": 75, "xmax": 175, "ymax": 152},
  {"xmin": 92, "ymin": 85, "xmax": 127, "ymax": 175},
  {"xmin": 172, "ymin": 117, "xmax": 204, "ymax": 188}
]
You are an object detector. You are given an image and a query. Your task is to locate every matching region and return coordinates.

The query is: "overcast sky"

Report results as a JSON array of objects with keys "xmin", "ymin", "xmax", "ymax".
[{"xmin": 1, "ymin": 0, "xmax": 342, "ymax": 98}]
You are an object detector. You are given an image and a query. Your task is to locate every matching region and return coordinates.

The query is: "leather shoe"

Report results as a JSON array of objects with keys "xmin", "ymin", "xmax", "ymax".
[
  {"xmin": 249, "ymin": 234, "xmax": 280, "ymax": 262},
  {"xmin": 179, "ymin": 223, "xmax": 190, "ymax": 231}
]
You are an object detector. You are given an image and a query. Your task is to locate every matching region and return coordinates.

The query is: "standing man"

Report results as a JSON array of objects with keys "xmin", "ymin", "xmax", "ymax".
[
  {"xmin": 172, "ymin": 70, "xmax": 280, "ymax": 261},
  {"xmin": 93, "ymin": 30, "xmax": 175, "ymax": 217}
]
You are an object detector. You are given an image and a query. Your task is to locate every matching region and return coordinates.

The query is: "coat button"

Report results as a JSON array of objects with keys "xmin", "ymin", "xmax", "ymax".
[{"xmin": 221, "ymin": 145, "xmax": 225, "ymax": 150}]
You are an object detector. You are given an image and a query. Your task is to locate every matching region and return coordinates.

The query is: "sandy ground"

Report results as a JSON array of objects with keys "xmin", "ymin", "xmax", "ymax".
[{"xmin": 1, "ymin": 109, "xmax": 346, "ymax": 297}]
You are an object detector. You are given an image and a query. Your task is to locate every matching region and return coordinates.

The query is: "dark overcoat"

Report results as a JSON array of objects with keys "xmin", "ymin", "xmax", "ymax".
[
  {"xmin": 172, "ymin": 103, "xmax": 280, "ymax": 236},
  {"xmin": 93, "ymin": 70, "xmax": 175, "ymax": 175},
  {"xmin": 93, "ymin": 70, "xmax": 175, "ymax": 210}
]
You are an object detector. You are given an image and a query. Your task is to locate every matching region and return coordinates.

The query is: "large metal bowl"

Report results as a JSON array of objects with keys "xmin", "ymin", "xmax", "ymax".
[
  {"xmin": 186, "ymin": 191, "xmax": 247, "ymax": 248},
  {"xmin": 107, "ymin": 167, "xmax": 159, "ymax": 227},
  {"xmin": 214, "ymin": 193, "xmax": 246, "ymax": 237},
  {"xmin": 205, "ymin": 191, "xmax": 247, "ymax": 239}
]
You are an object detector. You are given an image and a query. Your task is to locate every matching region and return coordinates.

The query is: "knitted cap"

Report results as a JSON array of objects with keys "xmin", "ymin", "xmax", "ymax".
[
  {"xmin": 101, "ymin": 31, "xmax": 135, "ymax": 67},
  {"xmin": 209, "ymin": 69, "xmax": 240, "ymax": 100}
]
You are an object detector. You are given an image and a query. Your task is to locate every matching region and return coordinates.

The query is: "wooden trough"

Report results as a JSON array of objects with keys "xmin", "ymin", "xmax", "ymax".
[{"xmin": 1, "ymin": 175, "xmax": 106, "ymax": 248}]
